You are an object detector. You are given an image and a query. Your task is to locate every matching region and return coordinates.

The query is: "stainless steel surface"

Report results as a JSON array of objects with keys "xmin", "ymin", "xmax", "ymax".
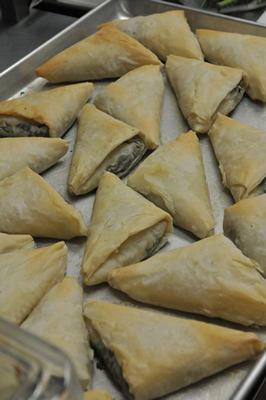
[{"xmin": 1, "ymin": 1, "xmax": 266, "ymax": 399}]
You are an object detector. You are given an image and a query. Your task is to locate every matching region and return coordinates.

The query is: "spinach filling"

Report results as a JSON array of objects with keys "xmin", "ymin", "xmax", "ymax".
[{"xmin": 0, "ymin": 118, "xmax": 49, "ymax": 137}]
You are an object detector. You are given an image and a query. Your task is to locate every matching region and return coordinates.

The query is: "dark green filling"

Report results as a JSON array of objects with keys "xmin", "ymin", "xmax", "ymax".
[
  {"xmin": 0, "ymin": 122, "xmax": 49, "ymax": 137},
  {"xmin": 93, "ymin": 341, "xmax": 134, "ymax": 400},
  {"xmin": 107, "ymin": 136, "xmax": 146, "ymax": 178}
]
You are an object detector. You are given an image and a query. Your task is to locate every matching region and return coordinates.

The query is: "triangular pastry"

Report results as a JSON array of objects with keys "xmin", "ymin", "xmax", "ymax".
[
  {"xmin": 127, "ymin": 131, "xmax": 215, "ymax": 239},
  {"xmin": 98, "ymin": 10, "xmax": 204, "ymax": 62},
  {"xmin": 93, "ymin": 65, "xmax": 164, "ymax": 149},
  {"xmin": 35, "ymin": 26, "xmax": 162, "ymax": 83},
  {"xmin": 0, "ymin": 137, "xmax": 68, "ymax": 181},
  {"xmin": 109, "ymin": 233, "xmax": 266, "ymax": 326},
  {"xmin": 0, "ymin": 233, "xmax": 35, "ymax": 254},
  {"xmin": 224, "ymin": 194, "xmax": 266, "ymax": 277},
  {"xmin": 165, "ymin": 55, "xmax": 247, "ymax": 133},
  {"xmin": 0, "ymin": 241, "xmax": 67, "ymax": 324},
  {"xmin": 197, "ymin": 29, "xmax": 266, "ymax": 102},
  {"xmin": 68, "ymin": 104, "xmax": 147, "ymax": 195},
  {"xmin": 83, "ymin": 299, "xmax": 265, "ymax": 400},
  {"xmin": 208, "ymin": 114, "xmax": 266, "ymax": 202},
  {"xmin": 0, "ymin": 166, "xmax": 88, "ymax": 239},
  {"xmin": 81, "ymin": 172, "xmax": 173, "ymax": 285},
  {"xmin": 0, "ymin": 82, "xmax": 93, "ymax": 138},
  {"xmin": 21, "ymin": 277, "xmax": 93, "ymax": 390},
  {"xmin": 83, "ymin": 390, "xmax": 113, "ymax": 400}
]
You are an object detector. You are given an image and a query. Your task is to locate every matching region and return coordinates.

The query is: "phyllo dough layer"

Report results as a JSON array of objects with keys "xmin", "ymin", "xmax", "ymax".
[
  {"xmin": 165, "ymin": 55, "xmax": 247, "ymax": 133},
  {"xmin": 208, "ymin": 114, "xmax": 266, "ymax": 202},
  {"xmin": 68, "ymin": 104, "xmax": 146, "ymax": 195},
  {"xmin": 93, "ymin": 65, "xmax": 164, "ymax": 149},
  {"xmin": 98, "ymin": 10, "xmax": 204, "ymax": 62},
  {"xmin": 0, "ymin": 166, "xmax": 88, "ymax": 239},
  {"xmin": 224, "ymin": 194, "xmax": 266, "ymax": 277},
  {"xmin": 197, "ymin": 29, "xmax": 266, "ymax": 102},
  {"xmin": 83, "ymin": 299, "xmax": 265, "ymax": 400},
  {"xmin": 83, "ymin": 390, "xmax": 113, "ymax": 400},
  {"xmin": 22, "ymin": 277, "xmax": 93, "ymax": 390},
  {"xmin": 0, "ymin": 137, "xmax": 68, "ymax": 181},
  {"xmin": 127, "ymin": 131, "xmax": 215, "ymax": 239},
  {"xmin": 81, "ymin": 172, "xmax": 173, "ymax": 285},
  {"xmin": 0, "ymin": 82, "xmax": 93, "ymax": 138},
  {"xmin": 35, "ymin": 26, "xmax": 162, "ymax": 83},
  {"xmin": 0, "ymin": 241, "xmax": 67, "ymax": 324},
  {"xmin": 109, "ymin": 233, "xmax": 266, "ymax": 326},
  {"xmin": 0, "ymin": 233, "xmax": 35, "ymax": 254}
]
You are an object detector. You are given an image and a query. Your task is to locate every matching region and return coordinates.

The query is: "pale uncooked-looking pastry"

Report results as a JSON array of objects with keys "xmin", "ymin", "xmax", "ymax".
[
  {"xmin": 93, "ymin": 65, "xmax": 164, "ymax": 149},
  {"xmin": 97, "ymin": 10, "xmax": 204, "ymax": 62},
  {"xmin": 83, "ymin": 299, "xmax": 265, "ymax": 400},
  {"xmin": 68, "ymin": 104, "xmax": 146, "ymax": 195},
  {"xmin": 165, "ymin": 55, "xmax": 247, "ymax": 133},
  {"xmin": 109, "ymin": 233, "xmax": 266, "ymax": 326},
  {"xmin": 0, "ymin": 166, "xmax": 88, "ymax": 239},
  {"xmin": 127, "ymin": 131, "xmax": 215, "ymax": 239},
  {"xmin": 224, "ymin": 194, "xmax": 266, "ymax": 277},
  {"xmin": 0, "ymin": 137, "xmax": 68, "ymax": 181},
  {"xmin": 208, "ymin": 114, "xmax": 266, "ymax": 202},
  {"xmin": 35, "ymin": 26, "xmax": 162, "ymax": 83},
  {"xmin": 22, "ymin": 277, "xmax": 93, "ymax": 390},
  {"xmin": 0, "ymin": 82, "xmax": 93, "ymax": 138},
  {"xmin": 81, "ymin": 172, "xmax": 173, "ymax": 285},
  {"xmin": 197, "ymin": 29, "xmax": 266, "ymax": 102},
  {"xmin": 83, "ymin": 390, "xmax": 114, "ymax": 400},
  {"xmin": 0, "ymin": 241, "xmax": 67, "ymax": 324},
  {"xmin": 0, "ymin": 233, "xmax": 35, "ymax": 254}
]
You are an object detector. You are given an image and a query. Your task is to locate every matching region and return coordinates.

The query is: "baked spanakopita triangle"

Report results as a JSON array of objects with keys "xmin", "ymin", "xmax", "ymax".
[
  {"xmin": 22, "ymin": 277, "xmax": 93, "ymax": 390},
  {"xmin": 197, "ymin": 29, "xmax": 266, "ymax": 102},
  {"xmin": 83, "ymin": 299, "xmax": 265, "ymax": 400},
  {"xmin": 0, "ymin": 233, "xmax": 35, "ymax": 254},
  {"xmin": 208, "ymin": 114, "xmax": 266, "ymax": 202},
  {"xmin": 83, "ymin": 390, "xmax": 113, "ymax": 400},
  {"xmin": 68, "ymin": 104, "xmax": 147, "ymax": 195},
  {"xmin": 0, "ymin": 241, "xmax": 67, "ymax": 325},
  {"xmin": 127, "ymin": 131, "xmax": 215, "ymax": 239},
  {"xmin": 165, "ymin": 54, "xmax": 247, "ymax": 133},
  {"xmin": 81, "ymin": 171, "xmax": 173, "ymax": 285},
  {"xmin": 224, "ymin": 194, "xmax": 266, "ymax": 277},
  {"xmin": 97, "ymin": 10, "xmax": 204, "ymax": 62},
  {"xmin": 0, "ymin": 82, "xmax": 93, "ymax": 138},
  {"xmin": 109, "ymin": 233, "xmax": 266, "ymax": 326},
  {"xmin": 93, "ymin": 64, "xmax": 164, "ymax": 149},
  {"xmin": 35, "ymin": 26, "xmax": 162, "ymax": 83},
  {"xmin": 0, "ymin": 137, "xmax": 68, "ymax": 181},
  {"xmin": 0, "ymin": 166, "xmax": 88, "ymax": 239}
]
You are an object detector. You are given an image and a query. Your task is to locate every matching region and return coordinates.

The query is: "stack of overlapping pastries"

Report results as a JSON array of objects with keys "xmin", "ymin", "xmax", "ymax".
[{"xmin": 1, "ymin": 7, "xmax": 266, "ymax": 400}]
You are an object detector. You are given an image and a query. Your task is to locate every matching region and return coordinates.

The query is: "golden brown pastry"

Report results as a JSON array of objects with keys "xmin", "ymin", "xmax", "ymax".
[
  {"xmin": 0, "ymin": 166, "xmax": 88, "ymax": 239},
  {"xmin": 224, "ymin": 194, "xmax": 266, "ymax": 277},
  {"xmin": 0, "ymin": 241, "xmax": 67, "ymax": 324},
  {"xmin": 97, "ymin": 10, "xmax": 204, "ymax": 62},
  {"xmin": 127, "ymin": 131, "xmax": 215, "ymax": 238},
  {"xmin": 109, "ymin": 233, "xmax": 266, "ymax": 326},
  {"xmin": 165, "ymin": 55, "xmax": 247, "ymax": 133},
  {"xmin": 0, "ymin": 82, "xmax": 93, "ymax": 138},
  {"xmin": 83, "ymin": 390, "xmax": 114, "ymax": 400},
  {"xmin": 197, "ymin": 29, "xmax": 266, "ymax": 102},
  {"xmin": 22, "ymin": 277, "xmax": 93, "ymax": 390},
  {"xmin": 35, "ymin": 26, "xmax": 162, "ymax": 83},
  {"xmin": 93, "ymin": 65, "xmax": 164, "ymax": 149},
  {"xmin": 0, "ymin": 137, "xmax": 68, "ymax": 181},
  {"xmin": 68, "ymin": 104, "xmax": 146, "ymax": 195},
  {"xmin": 0, "ymin": 233, "xmax": 35, "ymax": 254},
  {"xmin": 83, "ymin": 299, "xmax": 265, "ymax": 400},
  {"xmin": 208, "ymin": 114, "xmax": 266, "ymax": 202},
  {"xmin": 81, "ymin": 172, "xmax": 173, "ymax": 285}
]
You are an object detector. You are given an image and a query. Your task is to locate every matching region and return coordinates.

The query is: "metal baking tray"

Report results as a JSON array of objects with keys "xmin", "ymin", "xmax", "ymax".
[{"xmin": 1, "ymin": 0, "xmax": 266, "ymax": 399}]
